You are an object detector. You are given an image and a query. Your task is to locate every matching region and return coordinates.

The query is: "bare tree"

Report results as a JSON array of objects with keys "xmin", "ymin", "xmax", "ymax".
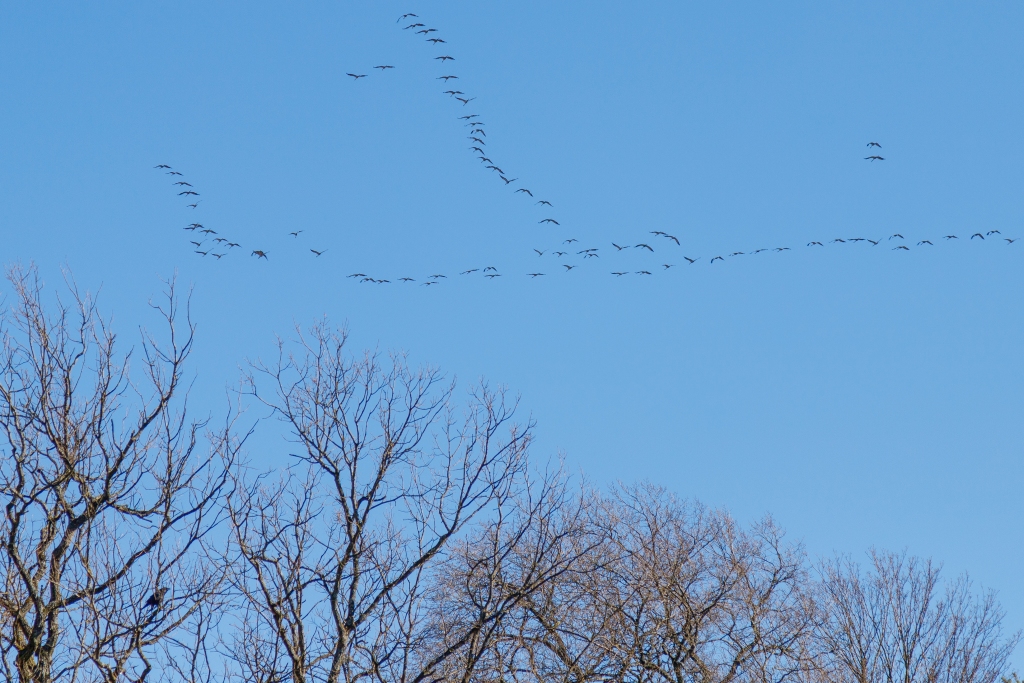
[
  {"xmin": 488, "ymin": 484, "xmax": 817, "ymax": 683},
  {"xmin": 0, "ymin": 265, "xmax": 234, "ymax": 683},
  {"xmin": 815, "ymin": 550, "xmax": 1020, "ymax": 683},
  {"xmin": 224, "ymin": 322, "xmax": 587, "ymax": 683}
]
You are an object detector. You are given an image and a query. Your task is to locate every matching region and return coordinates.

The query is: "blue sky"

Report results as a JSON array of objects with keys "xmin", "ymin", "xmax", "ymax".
[{"xmin": 2, "ymin": 1, "xmax": 1023, "ymax": 656}]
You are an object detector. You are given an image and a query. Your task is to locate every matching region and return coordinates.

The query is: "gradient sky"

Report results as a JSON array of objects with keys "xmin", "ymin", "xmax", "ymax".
[{"xmin": 2, "ymin": 1, "xmax": 1023, "ymax": 660}]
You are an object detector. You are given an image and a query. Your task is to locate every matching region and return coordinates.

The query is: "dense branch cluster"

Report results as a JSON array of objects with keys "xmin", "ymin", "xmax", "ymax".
[{"xmin": 0, "ymin": 266, "xmax": 1018, "ymax": 683}]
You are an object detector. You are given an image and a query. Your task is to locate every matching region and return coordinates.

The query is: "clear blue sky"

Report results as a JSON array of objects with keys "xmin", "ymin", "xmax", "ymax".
[{"xmin": 2, "ymin": 1, "xmax": 1023, "ymax": 656}]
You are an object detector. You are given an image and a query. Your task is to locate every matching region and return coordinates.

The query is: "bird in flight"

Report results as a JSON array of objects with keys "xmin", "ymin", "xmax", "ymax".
[
  {"xmin": 484, "ymin": 266, "xmax": 497, "ymax": 272},
  {"xmin": 347, "ymin": 273, "xmax": 366, "ymax": 278},
  {"xmin": 710, "ymin": 256, "xmax": 724, "ymax": 263},
  {"xmin": 398, "ymin": 13, "xmax": 418, "ymax": 21},
  {"xmin": 651, "ymin": 231, "xmax": 666, "ymax": 236},
  {"xmin": 683, "ymin": 256, "xmax": 699, "ymax": 264},
  {"xmin": 944, "ymin": 235, "xmax": 958, "ymax": 240},
  {"xmin": 456, "ymin": 97, "xmax": 475, "ymax": 105},
  {"xmin": 469, "ymin": 137, "xmax": 485, "ymax": 145},
  {"xmin": 832, "ymin": 238, "xmax": 846, "ymax": 243},
  {"xmin": 444, "ymin": 90, "xmax": 464, "ymax": 97},
  {"xmin": 663, "ymin": 264, "xmax": 674, "ymax": 269},
  {"xmin": 179, "ymin": 190, "xmax": 199, "ymax": 196},
  {"xmin": 430, "ymin": 274, "xmax": 448, "ymax": 279},
  {"xmin": 553, "ymin": 251, "xmax": 567, "ymax": 256},
  {"xmin": 374, "ymin": 65, "xmax": 395, "ymax": 71},
  {"xmin": 752, "ymin": 248, "xmax": 768, "ymax": 254},
  {"xmin": 167, "ymin": 171, "xmax": 183, "ymax": 176},
  {"xmin": 1006, "ymin": 238, "xmax": 1018, "ymax": 244},
  {"xmin": 436, "ymin": 55, "xmax": 455, "ymax": 62},
  {"xmin": 536, "ymin": 200, "xmax": 553, "ymax": 207},
  {"xmin": 461, "ymin": 269, "xmax": 478, "ymax": 275},
  {"xmin": 290, "ymin": 231, "xmax": 302, "ymax": 237},
  {"xmin": 635, "ymin": 243, "xmax": 654, "ymax": 252},
  {"xmin": 987, "ymin": 230, "xmax": 1001, "ymax": 235},
  {"xmin": 663, "ymin": 234, "xmax": 680, "ymax": 245},
  {"xmin": 729, "ymin": 252, "xmax": 744, "ymax": 257},
  {"xmin": 893, "ymin": 245, "xmax": 910, "ymax": 251},
  {"xmin": 427, "ymin": 38, "xmax": 446, "ymax": 44},
  {"xmin": 890, "ymin": 234, "xmax": 904, "ymax": 240},
  {"xmin": 774, "ymin": 247, "xmax": 790, "ymax": 252},
  {"xmin": 516, "ymin": 188, "xmax": 534, "ymax": 196},
  {"xmin": 200, "ymin": 228, "xmax": 217, "ymax": 235},
  {"xmin": 500, "ymin": 176, "xmax": 517, "ymax": 185},
  {"xmin": 252, "ymin": 250, "xmax": 268, "ymax": 259},
  {"xmin": 310, "ymin": 249, "xmax": 325, "ymax": 256},
  {"xmin": 971, "ymin": 233, "xmax": 985, "ymax": 239},
  {"xmin": 438, "ymin": 75, "xmax": 458, "ymax": 82},
  {"xmin": 808, "ymin": 241, "xmax": 823, "ymax": 246},
  {"xmin": 484, "ymin": 273, "xmax": 501, "ymax": 278},
  {"xmin": 155, "ymin": 164, "xmax": 171, "ymax": 169},
  {"xmin": 400, "ymin": 277, "xmax": 415, "ymax": 282},
  {"xmin": 612, "ymin": 243, "xmax": 629, "ymax": 250},
  {"xmin": 227, "ymin": 242, "xmax": 240, "ymax": 248},
  {"xmin": 867, "ymin": 142, "xmax": 882, "ymax": 148},
  {"xmin": 636, "ymin": 270, "xmax": 652, "ymax": 275},
  {"xmin": 404, "ymin": 23, "xmax": 425, "ymax": 30},
  {"xmin": 187, "ymin": 202, "xmax": 200, "ymax": 208},
  {"xmin": 849, "ymin": 238, "xmax": 865, "ymax": 242},
  {"xmin": 540, "ymin": 218, "xmax": 560, "ymax": 225},
  {"xmin": 563, "ymin": 264, "xmax": 575, "ymax": 271},
  {"xmin": 416, "ymin": 28, "xmax": 437, "ymax": 35},
  {"xmin": 918, "ymin": 240, "xmax": 933, "ymax": 246},
  {"xmin": 563, "ymin": 238, "xmax": 577, "ymax": 244},
  {"xmin": 612, "ymin": 271, "xmax": 627, "ymax": 276},
  {"xmin": 865, "ymin": 155, "xmax": 885, "ymax": 161},
  {"xmin": 867, "ymin": 239, "xmax": 880, "ymax": 245},
  {"xmin": 347, "ymin": 73, "xmax": 368, "ymax": 80},
  {"xmin": 528, "ymin": 273, "xmax": 545, "ymax": 278},
  {"xmin": 533, "ymin": 249, "xmax": 545, "ymax": 256},
  {"xmin": 174, "ymin": 181, "xmax": 192, "ymax": 187}
]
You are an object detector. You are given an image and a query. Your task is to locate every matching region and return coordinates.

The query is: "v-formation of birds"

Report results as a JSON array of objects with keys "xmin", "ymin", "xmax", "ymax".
[{"xmin": 153, "ymin": 14, "xmax": 1017, "ymax": 285}]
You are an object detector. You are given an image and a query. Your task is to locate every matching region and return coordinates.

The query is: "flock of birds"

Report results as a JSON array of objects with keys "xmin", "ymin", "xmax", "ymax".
[{"xmin": 154, "ymin": 13, "xmax": 1018, "ymax": 286}]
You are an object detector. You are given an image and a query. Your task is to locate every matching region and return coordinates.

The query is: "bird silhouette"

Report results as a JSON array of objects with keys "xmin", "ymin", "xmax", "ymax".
[
  {"xmin": 540, "ymin": 219, "xmax": 560, "ymax": 225},
  {"xmin": 347, "ymin": 73, "xmax": 368, "ymax": 80},
  {"xmin": 536, "ymin": 200, "xmax": 553, "ymax": 207},
  {"xmin": 310, "ymin": 249, "xmax": 325, "ymax": 256},
  {"xmin": 867, "ymin": 142, "xmax": 882, "ymax": 148},
  {"xmin": 971, "ymin": 233, "xmax": 985, "ymax": 239},
  {"xmin": 154, "ymin": 164, "xmax": 171, "ymax": 169},
  {"xmin": 635, "ymin": 243, "xmax": 654, "ymax": 252},
  {"xmin": 865, "ymin": 155, "xmax": 885, "ymax": 161},
  {"xmin": 145, "ymin": 587, "xmax": 167, "ymax": 610},
  {"xmin": 683, "ymin": 257, "xmax": 699, "ymax": 264},
  {"xmin": 252, "ymin": 250, "xmax": 268, "ymax": 259},
  {"xmin": 374, "ymin": 65, "xmax": 395, "ymax": 71}
]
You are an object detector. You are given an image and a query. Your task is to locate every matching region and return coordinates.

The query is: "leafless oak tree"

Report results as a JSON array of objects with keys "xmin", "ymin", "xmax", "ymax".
[
  {"xmin": 485, "ymin": 484, "xmax": 817, "ymax": 683},
  {"xmin": 814, "ymin": 550, "xmax": 1020, "ymax": 683},
  {"xmin": 224, "ymin": 323, "xmax": 591, "ymax": 683},
  {"xmin": 0, "ymin": 265, "xmax": 234, "ymax": 683}
]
